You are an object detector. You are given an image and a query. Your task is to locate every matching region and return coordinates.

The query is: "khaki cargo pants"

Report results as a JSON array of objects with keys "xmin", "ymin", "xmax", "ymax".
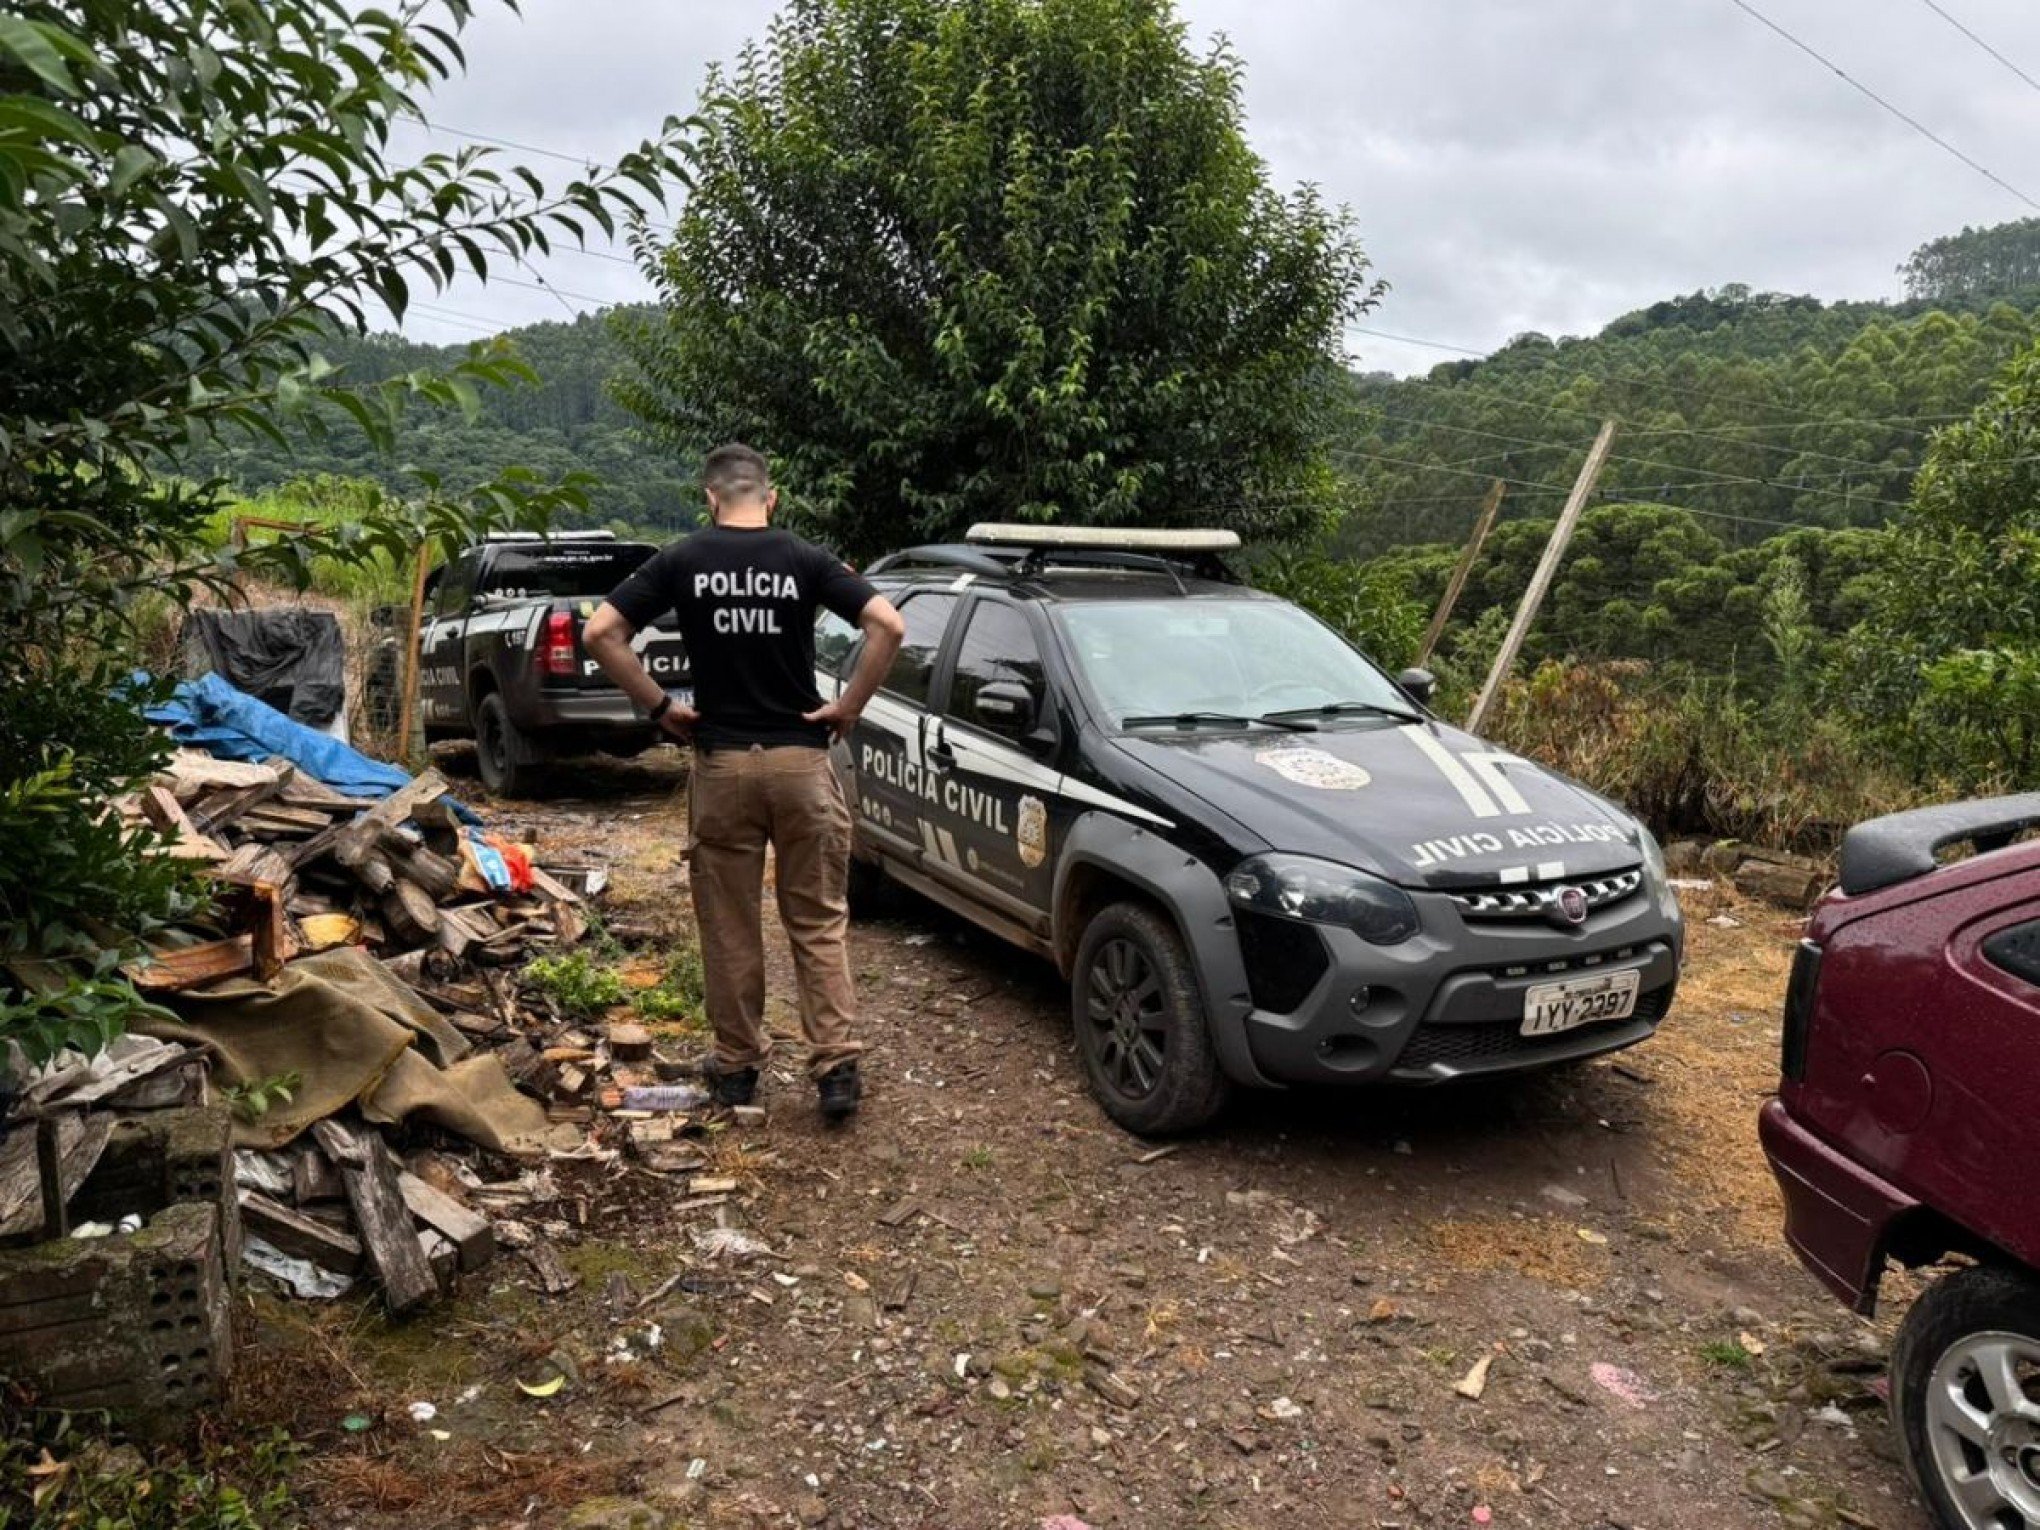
[{"xmin": 687, "ymin": 744, "xmax": 862, "ymax": 1079}]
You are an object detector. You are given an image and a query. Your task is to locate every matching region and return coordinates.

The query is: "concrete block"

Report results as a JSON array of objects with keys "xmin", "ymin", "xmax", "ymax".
[
  {"xmin": 0, "ymin": 1202, "xmax": 232, "ymax": 1437},
  {"xmin": 67, "ymin": 1104, "xmax": 240, "ymax": 1276}
]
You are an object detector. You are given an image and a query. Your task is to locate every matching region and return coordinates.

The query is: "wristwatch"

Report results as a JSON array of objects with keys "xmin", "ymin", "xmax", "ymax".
[{"xmin": 648, "ymin": 695, "xmax": 673, "ymax": 722}]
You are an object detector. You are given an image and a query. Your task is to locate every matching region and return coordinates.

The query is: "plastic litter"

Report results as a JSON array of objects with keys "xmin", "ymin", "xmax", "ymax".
[
  {"xmin": 691, "ymin": 1226, "xmax": 774, "ymax": 1263},
  {"xmin": 621, "ymin": 1085, "xmax": 710, "ymax": 1113},
  {"xmin": 516, "ymin": 1374, "xmax": 566, "ymax": 1398},
  {"xmin": 242, "ymin": 1234, "xmax": 356, "ymax": 1300},
  {"xmin": 407, "ymin": 1401, "xmax": 437, "ymax": 1423},
  {"xmin": 1589, "ymin": 1361, "xmax": 1656, "ymax": 1408}
]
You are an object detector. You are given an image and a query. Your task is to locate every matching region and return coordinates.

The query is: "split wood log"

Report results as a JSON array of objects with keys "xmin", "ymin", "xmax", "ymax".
[
  {"xmin": 189, "ymin": 763, "xmax": 293, "ymax": 836},
  {"xmin": 0, "ymin": 1114, "xmax": 113, "ymax": 1238},
  {"xmin": 292, "ymin": 1144, "xmax": 344, "ymax": 1205},
  {"xmin": 309, "ymin": 1119, "xmax": 437, "ymax": 1315},
  {"xmin": 380, "ymin": 880, "xmax": 441, "ymax": 946},
  {"xmin": 161, "ymin": 752, "xmax": 277, "ymax": 802},
  {"xmin": 1734, "ymin": 859, "xmax": 1827, "ymax": 910}
]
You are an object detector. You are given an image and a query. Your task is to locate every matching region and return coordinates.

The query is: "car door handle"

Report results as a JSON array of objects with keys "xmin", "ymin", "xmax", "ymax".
[{"xmin": 926, "ymin": 741, "xmax": 955, "ymax": 772}]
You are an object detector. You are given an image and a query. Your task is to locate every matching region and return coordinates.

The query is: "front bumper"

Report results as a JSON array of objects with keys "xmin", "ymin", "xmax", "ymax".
[
  {"xmin": 1758, "ymin": 1096, "xmax": 1917, "ymax": 1316},
  {"xmin": 1237, "ymin": 879, "xmax": 1684, "ymax": 1085}
]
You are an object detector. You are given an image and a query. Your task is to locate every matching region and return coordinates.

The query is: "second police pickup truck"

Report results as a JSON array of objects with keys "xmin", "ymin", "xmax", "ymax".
[{"xmin": 413, "ymin": 532, "xmax": 690, "ymax": 795}]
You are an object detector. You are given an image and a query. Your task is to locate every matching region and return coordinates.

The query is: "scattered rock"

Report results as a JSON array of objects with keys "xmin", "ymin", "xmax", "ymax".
[
  {"xmin": 1453, "ymin": 1355, "xmax": 1494, "ymax": 1401},
  {"xmin": 1085, "ymin": 1368, "xmax": 1141, "ymax": 1409},
  {"xmin": 1541, "ymin": 1183, "xmax": 1590, "ymax": 1209}
]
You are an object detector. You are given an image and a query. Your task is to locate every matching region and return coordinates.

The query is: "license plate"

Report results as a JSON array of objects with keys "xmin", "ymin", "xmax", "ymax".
[{"xmin": 1521, "ymin": 970, "xmax": 1641, "ymax": 1037}]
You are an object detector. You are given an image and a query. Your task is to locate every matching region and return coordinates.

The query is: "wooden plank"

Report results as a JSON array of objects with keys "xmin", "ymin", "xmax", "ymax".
[
  {"xmin": 237, "ymin": 803, "xmax": 338, "ymax": 837},
  {"xmin": 161, "ymin": 752, "xmax": 277, "ymax": 802},
  {"xmin": 138, "ymin": 785, "xmax": 229, "ymax": 861},
  {"xmin": 297, "ymin": 912, "xmax": 363, "ymax": 953},
  {"xmin": 292, "ymin": 1144, "xmax": 345, "ymax": 1205},
  {"xmin": 1466, "ymin": 419, "xmax": 1619, "ymax": 735},
  {"xmin": 0, "ymin": 1115, "xmax": 113, "ymax": 1238},
  {"xmin": 1415, "ymin": 478, "xmax": 1507, "ymax": 666},
  {"xmin": 310, "ymin": 1119, "xmax": 436, "ymax": 1315},
  {"xmin": 238, "ymin": 1190, "xmax": 363, "ymax": 1274},
  {"xmin": 121, "ymin": 935, "xmax": 253, "ymax": 993},
  {"xmin": 189, "ymin": 762, "xmax": 293, "ymax": 837},
  {"xmin": 397, "ymin": 1173, "xmax": 494, "ymax": 1271}
]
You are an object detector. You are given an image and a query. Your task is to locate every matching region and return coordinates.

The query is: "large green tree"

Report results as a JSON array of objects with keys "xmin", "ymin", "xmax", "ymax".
[
  {"xmin": 1845, "ymin": 337, "xmax": 2040, "ymax": 788},
  {"xmin": 617, "ymin": 0, "xmax": 1378, "ymax": 555},
  {"xmin": 0, "ymin": 2, "xmax": 687, "ymax": 1065}
]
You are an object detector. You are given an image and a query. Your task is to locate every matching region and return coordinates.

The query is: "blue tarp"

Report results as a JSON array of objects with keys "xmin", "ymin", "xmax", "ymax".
[{"xmin": 143, "ymin": 671, "xmax": 478, "ymax": 822}]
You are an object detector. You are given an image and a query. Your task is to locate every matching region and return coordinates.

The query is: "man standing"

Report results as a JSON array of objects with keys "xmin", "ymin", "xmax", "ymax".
[{"xmin": 584, "ymin": 444, "xmax": 905, "ymax": 1121}]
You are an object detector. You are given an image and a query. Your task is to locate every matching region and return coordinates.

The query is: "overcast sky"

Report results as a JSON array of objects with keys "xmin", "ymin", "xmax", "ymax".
[{"xmin": 390, "ymin": 0, "xmax": 2040, "ymax": 375}]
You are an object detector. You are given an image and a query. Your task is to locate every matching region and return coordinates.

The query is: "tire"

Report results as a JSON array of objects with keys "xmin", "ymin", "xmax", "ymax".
[
  {"xmin": 473, "ymin": 691, "xmax": 550, "ymax": 797},
  {"xmin": 1070, "ymin": 900, "xmax": 1232, "ymax": 1136},
  {"xmin": 1891, "ymin": 1262, "xmax": 2040, "ymax": 1530}
]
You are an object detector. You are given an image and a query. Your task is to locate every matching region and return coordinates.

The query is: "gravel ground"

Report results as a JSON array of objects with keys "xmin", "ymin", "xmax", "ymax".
[{"xmin": 263, "ymin": 753, "xmax": 1929, "ymax": 1530}]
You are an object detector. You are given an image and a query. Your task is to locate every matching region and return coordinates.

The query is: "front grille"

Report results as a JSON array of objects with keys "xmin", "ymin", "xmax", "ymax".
[
  {"xmin": 1449, "ymin": 868, "xmax": 1644, "ymax": 921},
  {"xmin": 1236, "ymin": 910, "xmax": 1330, "ymax": 1014},
  {"xmin": 1397, "ymin": 986, "xmax": 1672, "ymax": 1070}
]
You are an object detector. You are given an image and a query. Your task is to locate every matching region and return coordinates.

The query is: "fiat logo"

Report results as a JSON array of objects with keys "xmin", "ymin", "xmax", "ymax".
[{"xmin": 1551, "ymin": 886, "xmax": 1590, "ymax": 928}]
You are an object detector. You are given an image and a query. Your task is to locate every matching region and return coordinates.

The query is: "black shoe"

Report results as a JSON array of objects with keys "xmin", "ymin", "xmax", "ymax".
[
  {"xmin": 706, "ymin": 1064, "xmax": 759, "ymax": 1107},
  {"xmin": 817, "ymin": 1061, "xmax": 862, "ymax": 1123}
]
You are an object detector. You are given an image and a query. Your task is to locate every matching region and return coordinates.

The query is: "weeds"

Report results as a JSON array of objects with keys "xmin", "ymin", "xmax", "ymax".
[
  {"xmin": 224, "ymin": 1070, "xmax": 303, "ymax": 1124},
  {"xmin": 0, "ymin": 1426, "xmax": 302, "ymax": 1529},
  {"xmin": 960, "ymin": 1145, "xmax": 994, "ymax": 1170},
  {"xmin": 1699, "ymin": 1338, "xmax": 1756, "ymax": 1372},
  {"xmin": 634, "ymin": 941, "xmax": 708, "ymax": 1027},
  {"xmin": 521, "ymin": 950, "xmax": 627, "ymax": 1021}
]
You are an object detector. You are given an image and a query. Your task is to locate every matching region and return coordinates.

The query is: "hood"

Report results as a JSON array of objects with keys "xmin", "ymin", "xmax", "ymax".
[{"xmin": 1109, "ymin": 719, "xmax": 1643, "ymax": 890}]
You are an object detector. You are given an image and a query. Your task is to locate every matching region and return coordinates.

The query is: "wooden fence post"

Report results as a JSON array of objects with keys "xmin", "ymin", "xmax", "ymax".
[
  {"xmin": 1415, "ymin": 478, "xmax": 1506, "ymax": 666},
  {"xmin": 1465, "ymin": 421, "xmax": 1618, "ymax": 735},
  {"xmin": 396, "ymin": 539, "xmax": 432, "ymax": 767}
]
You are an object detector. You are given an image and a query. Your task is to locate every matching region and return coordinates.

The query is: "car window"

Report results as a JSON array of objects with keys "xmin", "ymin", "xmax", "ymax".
[
  {"xmin": 882, "ymin": 592, "xmax": 960, "ymax": 705},
  {"xmin": 433, "ymin": 554, "xmax": 476, "ymax": 618},
  {"xmin": 816, "ymin": 608, "xmax": 859, "ymax": 675},
  {"xmin": 477, "ymin": 543, "xmax": 654, "ymax": 601},
  {"xmin": 947, "ymin": 599, "xmax": 1046, "ymax": 742},
  {"xmin": 1984, "ymin": 920, "xmax": 2040, "ymax": 988}
]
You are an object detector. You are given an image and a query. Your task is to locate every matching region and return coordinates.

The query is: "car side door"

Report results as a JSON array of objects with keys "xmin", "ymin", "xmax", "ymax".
[
  {"xmin": 921, "ymin": 594, "xmax": 1065, "ymax": 930},
  {"xmin": 841, "ymin": 589, "xmax": 962, "ymax": 876},
  {"xmin": 418, "ymin": 552, "xmax": 476, "ymax": 732}
]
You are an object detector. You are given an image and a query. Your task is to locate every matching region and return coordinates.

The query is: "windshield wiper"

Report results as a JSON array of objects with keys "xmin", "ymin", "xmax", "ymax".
[
  {"xmin": 1264, "ymin": 700, "xmax": 1423, "ymax": 726},
  {"xmin": 1121, "ymin": 711, "xmax": 1318, "ymax": 733}
]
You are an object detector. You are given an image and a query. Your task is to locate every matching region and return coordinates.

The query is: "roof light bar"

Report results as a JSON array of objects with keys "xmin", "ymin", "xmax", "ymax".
[{"xmin": 964, "ymin": 523, "xmax": 1241, "ymax": 554}]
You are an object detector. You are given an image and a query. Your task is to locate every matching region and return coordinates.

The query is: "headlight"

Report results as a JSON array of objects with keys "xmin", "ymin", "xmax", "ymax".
[
  {"xmin": 1224, "ymin": 853, "xmax": 1420, "ymax": 945},
  {"xmin": 1635, "ymin": 825, "xmax": 1667, "ymax": 884}
]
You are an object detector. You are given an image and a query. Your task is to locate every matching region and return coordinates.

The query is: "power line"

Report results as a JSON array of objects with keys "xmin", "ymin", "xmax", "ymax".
[
  {"xmin": 1916, "ymin": 0, "xmax": 2040, "ymax": 99},
  {"xmin": 1726, "ymin": 0, "xmax": 2040, "ymax": 213},
  {"xmin": 1350, "ymin": 323, "xmax": 1962, "ymax": 442},
  {"xmin": 1345, "ymin": 414, "xmax": 1915, "ymax": 512}
]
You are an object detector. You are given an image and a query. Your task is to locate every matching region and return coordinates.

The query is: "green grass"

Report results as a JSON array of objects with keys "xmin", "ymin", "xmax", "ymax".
[
  {"xmin": 632, "ymin": 942, "xmax": 707, "ymax": 1027},
  {"xmin": 1699, "ymin": 1338, "xmax": 1756, "ymax": 1372}
]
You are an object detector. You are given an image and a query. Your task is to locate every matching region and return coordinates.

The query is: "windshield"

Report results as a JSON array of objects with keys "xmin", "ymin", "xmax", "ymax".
[{"xmin": 1054, "ymin": 598, "xmax": 1412, "ymax": 730}]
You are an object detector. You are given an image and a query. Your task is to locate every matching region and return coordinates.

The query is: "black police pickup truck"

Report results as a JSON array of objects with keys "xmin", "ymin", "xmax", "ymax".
[
  {"xmin": 819, "ymin": 525, "xmax": 1684, "ymax": 1133},
  {"xmin": 414, "ymin": 532, "xmax": 688, "ymax": 795}
]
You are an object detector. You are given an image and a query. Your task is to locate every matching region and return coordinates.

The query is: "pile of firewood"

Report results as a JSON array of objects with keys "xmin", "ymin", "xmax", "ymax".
[{"xmin": 116, "ymin": 753, "xmax": 585, "ymax": 993}]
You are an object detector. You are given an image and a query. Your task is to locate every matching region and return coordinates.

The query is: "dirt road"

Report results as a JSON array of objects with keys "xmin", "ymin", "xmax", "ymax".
[{"xmin": 258, "ymin": 757, "xmax": 1926, "ymax": 1530}]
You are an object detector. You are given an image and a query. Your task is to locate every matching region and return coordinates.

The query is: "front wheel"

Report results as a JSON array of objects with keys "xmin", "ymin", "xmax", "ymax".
[
  {"xmin": 474, "ymin": 691, "xmax": 550, "ymax": 797},
  {"xmin": 1071, "ymin": 901, "xmax": 1231, "ymax": 1136},
  {"xmin": 1892, "ymin": 1263, "xmax": 2040, "ymax": 1530}
]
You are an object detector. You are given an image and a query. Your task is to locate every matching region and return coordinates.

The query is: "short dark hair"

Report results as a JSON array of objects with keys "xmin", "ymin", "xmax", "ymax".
[{"xmin": 702, "ymin": 442, "xmax": 771, "ymax": 499}]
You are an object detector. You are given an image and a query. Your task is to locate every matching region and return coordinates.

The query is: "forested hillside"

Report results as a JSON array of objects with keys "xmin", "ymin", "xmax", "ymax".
[{"xmin": 189, "ymin": 222, "xmax": 2040, "ymax": 555}]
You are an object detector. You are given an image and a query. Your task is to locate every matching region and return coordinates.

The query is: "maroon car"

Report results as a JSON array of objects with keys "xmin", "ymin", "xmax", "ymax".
[{"xmin": 1761, "ymin": 794, "xmax": 2040, "ymax": 1530}]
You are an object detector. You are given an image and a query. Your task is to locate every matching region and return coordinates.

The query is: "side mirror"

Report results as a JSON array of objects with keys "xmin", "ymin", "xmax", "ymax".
[
  {"xmin": 1396, "ymin": 667, "xmax": 1437, "ymax": 708},
  {"xmin": 974, "ymin": 679, "xmax": 1036, "ymax": 733}
]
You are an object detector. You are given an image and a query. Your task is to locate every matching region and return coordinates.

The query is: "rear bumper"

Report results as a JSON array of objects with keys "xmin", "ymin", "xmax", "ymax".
[
  {"xmin": 1758, "ymin": 1096, "xmax": 1917, "ymax": 1316},
  {"xmin": 519, "ymin": 691, "xmax": 663, "ymax": 737}
]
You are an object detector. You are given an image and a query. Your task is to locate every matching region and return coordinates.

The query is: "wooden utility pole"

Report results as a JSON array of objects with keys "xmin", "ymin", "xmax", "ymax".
[
  {"xmin": 396, "ymin": 539, "xmax": 433, "ymax": 766},
  {"xmin": 1415, "ymin": 478, "xmax": 1506, "ymax": 666},
  {"xmin": 1466, "ymin": 420, "xmax": 1618, "ymax": 735}
]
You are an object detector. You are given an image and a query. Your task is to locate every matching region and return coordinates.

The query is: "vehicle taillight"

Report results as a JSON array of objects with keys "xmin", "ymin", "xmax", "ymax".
[
  {"xmin": 536, "ymin": 611, "xmax": 577, "ymax": 679},
  {"xmin": 1781, "ymin": 938, "xmax": 1823, "ymax": 1081}
]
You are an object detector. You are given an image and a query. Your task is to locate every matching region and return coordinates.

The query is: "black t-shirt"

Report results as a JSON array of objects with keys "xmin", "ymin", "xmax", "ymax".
[{"xmin": 606, "ymin": 525, "xmax": 877, "ymax": 749}]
